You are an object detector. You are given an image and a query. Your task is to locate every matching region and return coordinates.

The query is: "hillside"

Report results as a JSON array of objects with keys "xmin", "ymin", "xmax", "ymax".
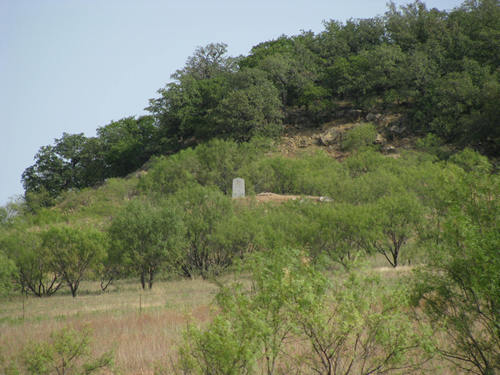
[{"xmin": 1, "ymin": 0, "xmax": 499, "ymax": 374}]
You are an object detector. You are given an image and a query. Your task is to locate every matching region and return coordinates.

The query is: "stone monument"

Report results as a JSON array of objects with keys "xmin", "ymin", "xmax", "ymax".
[{"xmin": 232, "ymin": 178, "xmax": 245, "ymax": 198}]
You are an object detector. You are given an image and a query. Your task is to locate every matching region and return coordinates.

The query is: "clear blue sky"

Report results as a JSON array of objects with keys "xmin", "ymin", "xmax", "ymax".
[{"xmin": 0, "ymin": 0, "xmax": 463, "ymax": 206}]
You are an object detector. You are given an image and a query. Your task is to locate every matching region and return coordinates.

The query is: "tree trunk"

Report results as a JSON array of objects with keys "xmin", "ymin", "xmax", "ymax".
[
  {"xmin": 140, "ymin": 272, "xmax": 146, "ymax": 290},
  {"xmin": 148, "ymin": 270, "xmax": 154, "ymax": 289}
]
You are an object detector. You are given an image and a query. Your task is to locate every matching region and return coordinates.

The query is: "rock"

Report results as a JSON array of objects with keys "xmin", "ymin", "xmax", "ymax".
[
  {"xmin": 374, "ymin": 133, "xmax": 386, "ymax": 145},
  {"xmin": 366, "ymin": 113, "xmax": 377, "ymax": 122},
  {"xmin": 319, "ymin": 196, "xmax": 334, "ymax": 202},
  {"xmin": 298, "ymin": 137, "xmax": 308, "ymax": 148},
  {"xmin": 319, "ymin": 128, "xmax": 341, "ymax": 146},
  {"xmin": 384, "ymin": 145, "xmax": 397, "ymax": 153},
  {"xmin": 389, "ymin": 125, "xmax": 406, "ymax": 135}
]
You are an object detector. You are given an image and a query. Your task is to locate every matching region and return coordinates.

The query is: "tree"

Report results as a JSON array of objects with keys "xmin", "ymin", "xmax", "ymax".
[
  {"xmin": 147, "ymin": 43, "xmax": 238, "ymax": 150},
  {"xmin": 108, "ymin": 199, "xmax": 185, "ymax": 289},
  {"xmin": 214, "ymin": 68, "xmax": 284, "ymax": 141},
  {"xmin": 21, "ymin": 133, "xmax": 107, "ymax": 202},
  {"xmin": 297, "ymin": 202, "xmax": 374, "ymax": 267},
  {"xmin": 369, "ymin": 192, "xmax": 425, "ymax": 267},
  {"xmin": 170, "ymin": 185, "xmax": 233, "ymax": 278},
  {"xmin": 413, "ymin": 172, "xmax": 500, "ymax": 375},
  {"xmin": 178, "ymin": 249, "xmax": 431, "ymax": 375},
  {"xmin": 171, "ymin": 42, "xmax": 239, "ymax": 81},
  {"xmin": 1, "ymin": 231, "xmax": 63, "ymax": 297},
  {"xmin": 96, "ymin": 115, "xmax": 159, "ymax": 177},
  {"xmin": 42, "ymin": 226, "xmax": 107, "ymax": 297},
  {"xmin": 0, "ymin": 250, "xmax": 16, "ymax": 297},
  {"xmin": 295, "ymin": 270, "xmax": 431, "ymax": 375},
  {"xmin": 178, "ymin": 248, "xmax": 327, "ymax": 375}
]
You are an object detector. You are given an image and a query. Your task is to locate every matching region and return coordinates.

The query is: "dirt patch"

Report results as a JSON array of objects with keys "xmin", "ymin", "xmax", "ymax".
[{"xmin": 233, "ymin": 192, "xmax": 333, "ymax": 204}]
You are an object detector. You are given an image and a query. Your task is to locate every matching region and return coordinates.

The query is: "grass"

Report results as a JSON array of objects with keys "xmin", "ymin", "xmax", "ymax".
[
  {"xmin": 0, "ymin": 259, "xmax": 458, "ymax": 375},
  {"xmin": 0, "ymin": 278, "xmax": 217, "ymax": 375}
]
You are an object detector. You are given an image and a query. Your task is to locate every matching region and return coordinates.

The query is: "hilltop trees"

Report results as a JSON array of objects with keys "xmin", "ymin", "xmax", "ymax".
[{"xmin": 21, "ymin": 0, "xmax": 500, "ymax": 205}]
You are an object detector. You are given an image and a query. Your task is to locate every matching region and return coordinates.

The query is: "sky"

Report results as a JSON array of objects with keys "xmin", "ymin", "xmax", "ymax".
[{"xmin": 0, "ymin": 0, "xmax": 463, "ymax": 206}]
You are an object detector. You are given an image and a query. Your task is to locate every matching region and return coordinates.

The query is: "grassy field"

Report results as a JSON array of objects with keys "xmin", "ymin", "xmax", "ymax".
[
  {"xmin": 0, "ymin": 278, "xmax": 218, "ymax": 375},
  {"xmin": 0, "ymin": 263, "xmax": 457, "ymax": 375}
]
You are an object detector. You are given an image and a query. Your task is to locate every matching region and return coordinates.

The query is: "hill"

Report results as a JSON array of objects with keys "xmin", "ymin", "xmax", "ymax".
[{"xmin": 0, "ymin": 1, "xmax": 499, "ymax": 374}]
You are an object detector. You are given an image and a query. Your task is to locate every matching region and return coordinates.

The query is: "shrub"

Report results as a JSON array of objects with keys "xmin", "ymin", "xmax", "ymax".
[
  {"xmin": 178, "ymin": 248, "xmax": 432, "ymax": 374},
  {"xmin": 341, "ymin": 123, "xmax": 377, "ymax": 151},
  {"xmin": 10, "ymin": 326, "xmax": 113, "ymax": 375}
]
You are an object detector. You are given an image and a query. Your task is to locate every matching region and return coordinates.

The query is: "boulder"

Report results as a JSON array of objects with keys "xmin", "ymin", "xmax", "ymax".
[
  {"xmin": 374, "ymin": 133, "xmax": 386, "ymax": 145},
  {"xmin": 319, "ymin": 128, "xmax": 342, "ymax": 146}
]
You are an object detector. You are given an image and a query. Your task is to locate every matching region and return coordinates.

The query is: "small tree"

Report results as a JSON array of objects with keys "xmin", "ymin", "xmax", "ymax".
[
  {"xmin": 170, "ymin": 185, "xmax": 233, "ymax": 278},
  {"xmin": 369, "ymin": 192, "xmax": 424, "ymax": 267},
  {"xmin": 179, "ymin": 248, "xmax": 327, "ymax": 375},
  {"xmin": 42, "ymin": 226, "xmax": 107, "ymax": 297},
  {"xmin": 17, "ymin": 326, "xmax": 113, "ymax": 375},
  {"xmin": 178, "ymin": 249, "xmax": 431, "ymax": 375},
  {"xmin": 413, "ymin": 205, "xmax": 500, "ymax": 375},
  {"xmin": 1, "ymin": 231, "xmax": 63, "ymax": 297},
  {"xmin": 108, "ymin": 198, "xmax": 185, "ymax": 289}
]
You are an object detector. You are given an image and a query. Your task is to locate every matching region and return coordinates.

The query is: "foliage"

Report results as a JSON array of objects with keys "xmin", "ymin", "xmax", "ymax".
[
  {"xmin": 169, "ymin": 185, "xmax": 233, "ymax": 278},
  {"xmin": 412, "ymin": 173, "xmax": 500, "ymax": 375},
  {"xmin": 108, "ymin": 198, "xmax": 185, "ymax": 289},
  {"xmin": 139, "ymin": 137, "xmax": 271, "ymax": 196},
  {"xmin": 179, "ymin": 248, "xmax": 432, "ymax": 375},
  {"xmin": 41, "ymin": 226, "xmax": 108, "ymax": 297},
  {"xmin": 13, "ymin": 326, "xmax": 113, "ymax": 375},
  {"xmin": 0, "ymin": 230, "xmax": 63, "ymax": 297},
  {"xmin": 0, "ymin": 250, "xmax": 16, "ymax": 297},
  {"xmin": 21, "ymin": 0, "xmax": 500, "ymax": 202},
  {"xmin": 341, "ymin": 123, "xmax": 378, "ymax": 151},
  {"xmin": 368, "ymin": 192, "xmax": 425, "ymax": 267}
]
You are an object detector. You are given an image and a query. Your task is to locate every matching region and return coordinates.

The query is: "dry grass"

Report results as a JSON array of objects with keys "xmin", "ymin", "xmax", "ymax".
[
  {"xmin": 0, "ymin": 269, "xmax": 463, "ymax": 375},
  {"xmin": 0, "ymin": 278, "xmax": 217, "ymax": 375}
]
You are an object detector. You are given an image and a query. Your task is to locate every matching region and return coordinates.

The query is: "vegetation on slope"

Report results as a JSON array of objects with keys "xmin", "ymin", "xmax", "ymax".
[
  {"xmin": 19, "ymin": 0, "xmax": 500, "ymax": 207},
  {"xmin": 1, "ymin": 0, "xmax": 499, "ymax": 374}
]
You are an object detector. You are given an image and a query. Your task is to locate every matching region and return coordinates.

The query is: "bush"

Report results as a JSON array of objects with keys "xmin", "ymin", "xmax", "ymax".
[
  {"xmin": 341, "ymin": 123, "xmax": 377, "ymax": 151},
  {"xmin": 178, "ymin": 248, "xmax": 432, "ymax": 374},
  {"xmin": 0, "ymin": 251, "xmax": 16, "ymax": 297},
  {"xmin": 7, "ymin": 326, "xmax": 113, "ymax": 375}
]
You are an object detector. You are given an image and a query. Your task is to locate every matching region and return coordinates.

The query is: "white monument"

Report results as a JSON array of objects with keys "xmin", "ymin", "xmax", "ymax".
[{"xmin": 232, "ymin": 178, "xmax": 245, "ymax": 198}]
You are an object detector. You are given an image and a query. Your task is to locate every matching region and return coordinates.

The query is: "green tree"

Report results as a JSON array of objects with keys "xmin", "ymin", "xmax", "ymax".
[
  {"xmin": 179, "ymin": 248, "xmax": 327, "ymax": 375},
  {"xmin": 41, "ymin": 226, "xmax": 108, "ymax": 297},
  {"xmin": 0, "ymin": 250, "xmax": 16, "ymax": 297},
  {"xmin": 96, "ymin": 115, "xmax": 158, "ymax": 177},
  {"xmin": 178, "ymin": 248, "xmax": 431, "ymax": 375},
  {"xmin": 214, "ymin": 69, "xmax": 283, "ymax": 141},
  {"xmin": 298, "ymin": 202, "xmax": 374, "ymax": 267},
  {"xmin": 1, "ymin": 231, "xmax": 63, "ymax": 297},
  {"xmin": 108, "ymin": 199, "xmax": 185, "ymax": 289},
  {"xmin": 413, "ymin": 207, "xmax": 500, "ymax": 374},
  {"xmin": 170, "ymin": 186, "xmax": 233, "ymax": 278},
  {"xmin": 369, "ymin": 192, "xmax": 425, "ymax": 267}
]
